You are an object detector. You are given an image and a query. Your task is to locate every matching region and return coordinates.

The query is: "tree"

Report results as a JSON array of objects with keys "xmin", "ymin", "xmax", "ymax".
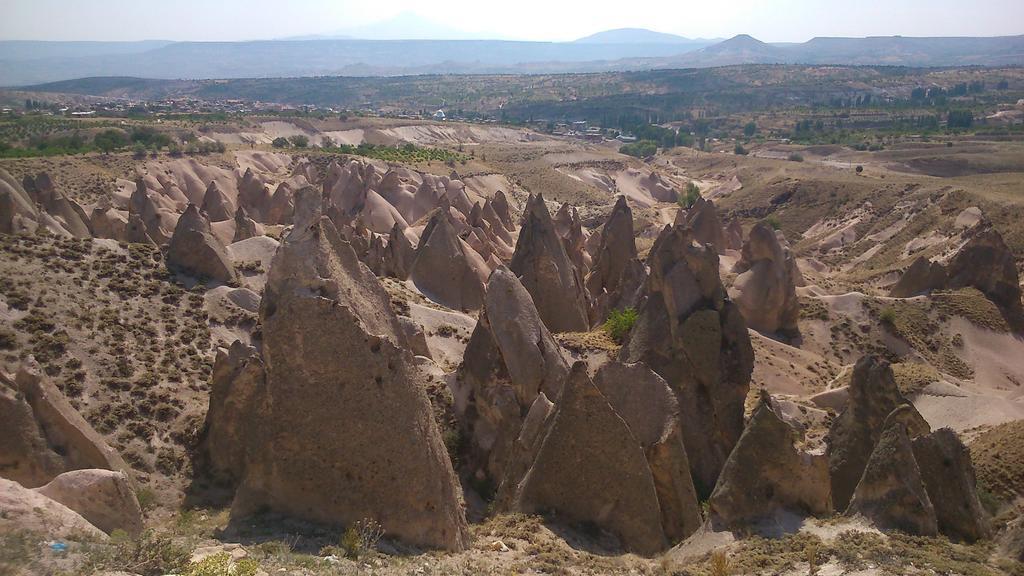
[
  {"xmin": 947, "ymin": 109, "xmax": 974, "ymax": 129},
  {"xmin": 677, "ymin": 181, "xmax": 701, "ymax": 209},
  {"xmin": 734, "ymin": 143, "xmax": 748, "ymax": 156},
  {"xmin": 271, "ymin": 137, "xmax": 290, "ymax": 148},
  {"xmin": 93, "ymin": 129, "xmax": 128, "ymax": 154},
  {"xmin": 743, "ymin": 122, "xmax": 757, "ymax": 138},
  {"xmin": 289, "ymin": 135, "xmax": 309, "ymax": 148},
  {"xmin": 320, "ymin": 136, "xmax": 335, "ymax": 149},
  {"xmin": 132, "ymin": 142, "xmax": 148, "ymax": 159}
]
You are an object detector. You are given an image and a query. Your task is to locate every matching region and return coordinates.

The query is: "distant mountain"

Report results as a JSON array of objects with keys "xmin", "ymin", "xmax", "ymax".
[
  {"xmin": 574, "ymin": 28, "xmax": 711, "ymax": 45},
  {"xmin": 2, "ymin": 33, "xmax": 1023, "ymax": 86}
]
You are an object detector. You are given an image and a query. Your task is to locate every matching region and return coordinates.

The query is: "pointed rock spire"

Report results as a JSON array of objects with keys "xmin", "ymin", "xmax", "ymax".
[{"xmin": 166, "ymin": 204, "xmax": 238, "ymax": 283}]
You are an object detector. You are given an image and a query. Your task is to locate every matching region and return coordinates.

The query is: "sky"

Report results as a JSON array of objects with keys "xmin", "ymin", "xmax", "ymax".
[{"xmin": 2, "ymin": 0, "xmax": 1022, "ymax": 43}]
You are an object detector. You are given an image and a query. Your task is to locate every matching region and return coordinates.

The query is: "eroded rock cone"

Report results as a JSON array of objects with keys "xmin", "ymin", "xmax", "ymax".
[
  {"xmin": 681, "ymin": 197, "xmax": 727, "ymax": 255},
  {"xmin": 729, "ymin": 222, "xmax": 801, "ymax": 335},
  {"xmin": 237, "ymin": 167, "xmax": 271, "ymax": 222},
  {"xmin": 410, "ymin": 209, "xmax": 488, "ymax": 311},
  {"xmin": 587, "ymin": 195, "xmax": 638, "ymax": 302},
  {"xmin": 509, "ymin": 363, "xmax": 668, "ymax": 556},
  {"xmin": 889, "ymin": 256, "xmax": 948, "ymax": 298},
  {"xmin": 201, "ymin": 180, "xmax": 235, "ymax": 222},
  {"xmin": 0, "ymin": 167, "xmax": 39, "ymax": 234},
  {"xmin": 554, "ymin": 202, "xmax": 590, "ymax": 280},
  {"xmin": 509, "ymin": 194, "xmax": 589, "ymax": 333},
  {"xmin": 233, "ymin": 189, "xmax": 469, "ymax": 551},
  {"xmin": 911, "ymin": 428, "xmax": 991, "ymax": 542},
  {"xmin": 232, "ymin": 205, "xmax": 262, "ymax": 242},
  {"xmin": 826, "ymin": 356, "xmax": 926, "ymax": 511},
  {"xmin": 200, "ymin": 341, "xmax": 266, "ymax": 485},
  {"xmin": 708, "ymin": 391, "xmax": 831, "ymax": 529},
  {"xmin": 593, "ymin": 361, "xmax": 702, "ymax": 543},
  {"xmin": 846, "ymin": 407, "xmax": 938, "ymax": 536},
  {"xmin": 382, "ymin": 222, "xmax": 415, "ymax": 280},
  {"xmin": 947, "ymin": 224, "xmax": 1024, "ymax": 332},
  {"xmin": 0, "ymin": 363, "xmax": 130, "ymax": 488},
  {"xmin": 167, "ymin": 204, "xmax": 238, "ymax": 283},
  {"xmin": 23, "ymin": 173, "xmax": 92, "ymax": 238},
  {"xmin": 458, "ymin": 266, "xmax": 569, "ymax": 484},
  {"xmin": 619, "ymin": 224, "xmax": 753, "ymax": 496},
  {"xmin": 725, "ymin": 219, "xmax": 743, "ymax": 250},
  {"xmin": 36, "ymin": 469, "xmax": 143, "ymax": 536}
]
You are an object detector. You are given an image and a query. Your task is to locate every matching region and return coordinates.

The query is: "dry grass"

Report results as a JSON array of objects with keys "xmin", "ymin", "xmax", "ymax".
[{"xmin": 971, "ymin": 420, "xmax": 1024, "ymax": 503}]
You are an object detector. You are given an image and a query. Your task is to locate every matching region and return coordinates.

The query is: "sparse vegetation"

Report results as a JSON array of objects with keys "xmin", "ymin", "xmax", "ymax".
[{"xmin": 603, "ymin": 308, "xmax": 638, "ymax": 343}]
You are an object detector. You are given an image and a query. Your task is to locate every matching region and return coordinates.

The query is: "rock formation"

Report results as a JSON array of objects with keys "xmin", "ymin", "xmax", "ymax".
[
  {"xmin": 846, "ymin": 409, "xmax": 938, "ymax": 536},
  {"xmin": 409, "ymin": 209, "xmax": 488, "ymax": 311},
  {"xmin": 201, "ymin": 180, "xmax": 235, "ymax": 222},
  {"xmin": 947, "ymin": 224, "xmax": 1024, "ymax": 332},
  {"xmin": 200, "ymin": 341, "xmax": 266, "ymax": 484},
  {"xmin": 231, "ymin": 189, "xmax": 469, "ymax": 551},
  {"xmin": 166, "ymin": 204, "xmax": 238, "ymax": 284},
  {"xmin": 911, "ymin": 428, "xmax": 991, "ymax": 542},
  {"xmin": 232, "ymin": 205, "xmax": 262, "ymax": 242},
  {"xmin": 725, "ymin": 219, "xmax": 743, "ymax": 250},
  {"xmin": 23, "ymin": 173, "xmax": 92, "ymax": 238},
  {"xmin": 729, "ymin": 222, "xmax": 801, "ymax": 335},
  {"xmin": 0, "ymin": 167, "xmax": 39, "ymax": 234},
  {"xmin": 0, "ymin": 363, "xmax": 130, "ymax": 489},
  {"xmin": 509, "ymin": 194, "xmax": 590, "ymax": 333},
  {"xmin": 679, "ymin": 197, "xmax": 727, "ymax": 255},
  {"xmin": 593, "ymin": 361, "xmax": 702, "ymax": 542},
  {"xmin": 36, "ymin": 469, "xmax": 144, "ymax": 536},
  {"xmin": 507, "ymin": 363, "xmax": 669, "ymax": 556},
  {"xmin": 586, "ymin": 195, "xmax": 639, "ymax": 312},
  {"xmin": 381, "ymin": 222, "xmax": 415, "ymax": 280},
  {"xmin": 619, "ymin": 224, "xmax": 754, "ymax": 496},
  {"xmin": 457, "ymin": 266, "xmax": 569, "ymax": 484},
  {"xmin": 889, "ymin": 256, "xmax": 948, "ymax": 298},
  {"xmin": 826, "ymin": 356, "xmax": 926, "ymax": 511},
  {"xmin": 0, "ymin": 477, "xmax": 106, "ymax": 540},
  {"xmin": 708, "ymin": 391, "xmax": 831, "ymax": 529}
]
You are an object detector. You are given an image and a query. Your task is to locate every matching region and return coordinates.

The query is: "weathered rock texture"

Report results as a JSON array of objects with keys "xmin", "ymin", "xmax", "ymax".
[
  {"xmin": 619, "ymin": 224, "xmax": 754, "ymax": 496},
  {"xmin": 457, "ymin": 266, "xmax": 569, "ymax": 484},
  {"xmin": 200, "ymin": 341, "xmax": 266, "ymax": 484},
  {"xmin": 911, "ymin": 428, "xmax": 991, "ymax": 542},
  {"xmin": 947, "ymin": 224, "xmax": 1024, "ymax": 332},
  {"xmin": 36, "ymin": 469, "xmax": 144, "ymax": 536},
  {"xmin": 231, "ymin": 189, "xmax": 469, "ymax": 551},
  {"xmin": 889, "ymin": 256, "xmax": 948, "ymax": 298},
  {"xmin": 587, "ymin": 195, "xmax": 644, "ymax": 323},
  {"xmin": 509, "ymin": 194, "xmax": 590, "ymax": 333},
  {"xmin": 826, "ymin": 356, "xmax": 924, "ymax": 511},
  {"xmin": 846, "ymin": 411, "xmax": 938, "ymax": 536},
  {"xmin": 508, "ymin": 363, "xmax": 669, "ymax": 556},
  {"xmin": 0, "ymin": 477, "xmax": 106, "ymax": 540},
  {"xmin": 708, "ymin": 392, "xmax": 831, "ymax": 529},
  {"xmin": 167, "ymin": 204, "xmax": 238, "ymax": 284},
  {"xmin": 680, "ymin": 197, "xmax": 727, "ymax": 255},
  {"xmin": 410, "ymin": 209, "xmax": 488, "ymax": 311},
  {"xmin": 729, "ymin": 222, "xmax": 801, "ymax": 335},
  {"xmin": 0, "ymin": 364, "xmax": 129, "ymax": 488}
]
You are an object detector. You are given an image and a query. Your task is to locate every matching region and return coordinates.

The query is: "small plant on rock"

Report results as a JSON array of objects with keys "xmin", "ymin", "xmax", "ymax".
[
  {"xmin": 340, "ymin": 518, "xmax": 384, "ymax": 560},
  {"xmin": 603, "ymin": 308, "xmax": 638, "ymax": 343}
]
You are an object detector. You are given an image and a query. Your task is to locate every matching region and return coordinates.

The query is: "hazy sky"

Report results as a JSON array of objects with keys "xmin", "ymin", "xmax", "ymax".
[{"xmin": 2, "ymin": 0, "xmax": 1022, "ymax": 42}]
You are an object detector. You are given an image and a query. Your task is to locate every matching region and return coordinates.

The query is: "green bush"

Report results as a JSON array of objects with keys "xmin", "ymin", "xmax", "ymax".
[
  {"xmin": 184, "ymin": 552, "xmax": 260, "ymax": 576},
  {"xmin": 289, "ymin": 135, "xmax": 309, "ymax": 148},
  {"xmin": 619, "ymin": 140, "xmax": 658, "ymax": 158},
  {"xmin": 734, "ymin": 143, "xmax": 748, "ymax": 155},
  {"xmin": 603, "ymin": 308, "xmax": 638, "ymax": 343},
  {"xmin": 880, "ymin": 307, "xmax": 897, "ymax": 325},
  {"xmin": 340, "ymin": 518, "xmax": 384, "ymax": 560},
  {"xmin": 678, "ymin": 181, "xmax": 702, "ymax": 209},
  {"xmin": 787, "ymin": 153, "xmax": 804, "ymax": 162},
  {"xmin": 271, "ymin": 137, "xmax": 289, "ymax": 148}
]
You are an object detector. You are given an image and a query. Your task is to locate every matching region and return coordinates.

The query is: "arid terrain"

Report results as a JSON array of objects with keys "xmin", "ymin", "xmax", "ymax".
[{"xmin": 2, "ymin": 78, "xmax": 1024, "ymax": 576}]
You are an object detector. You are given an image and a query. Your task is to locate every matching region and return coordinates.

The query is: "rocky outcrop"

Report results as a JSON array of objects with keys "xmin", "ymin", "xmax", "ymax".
[
  {"xmin": 232, "ymin": 206, "xmax": 262, "ymax": 242},
  {"xmin": 231, "ymin": 189, "xmax": 469, "ymax": 551},
  {"xmin": 593, "ymin": 361, "xmax": 702, "ymax": 543},
  {"xmin": 457, "ymin": 266, "xmax": 569, "ymax": 484},
  {"xmin": 708, "ymin": 392, "xmax": 831, "ymax": 529},
  {"xmin": 826, "ymin": 356, "xmax": 926, "ymax": 511},
  {"xmin": 553, "ymin": 202, "xmax": 590, "ymax": 280},
  {"xmin": 36, "ymin": 469, "xmax": 143, "ymax": 536},
  {"xmin": 200, "ymin": 341, "xmax": 266, "ymax": 484},
  {"xmin": 679, "ymin": 197, "xmax": 727, "ymax": 255},
  {"xmin": 729, "ymin": 222, "xmax": 801, "ymax": 335},
  {"xmin": 167, "ymin": 204, "xmax": 238, "ymax": 284},
  {"xmin": 911, "ymin": 428, "xmax": 991, "ymax": 542},
  {"xmin": 201, "ymin": 180, "xmax": 235, "ymax": 222},
  {"xmin": 509, "ymin": 194, "xmax": 590, "ymax": 333},
  {"xmin": 382, "ymin": 222, "xmax": 415, "ymax": 280},
  {"xmin": 947, "ymin": 224, "xmax": 1024, "ymax": 332},
  {"xmin": 725, "ymin": 219, "xmax": 743, "ymax": 250},
  {"xmin": 586, "ymin": 195, "xmax": 638, "ymax": 306},
  {"xmin": 619, "ymin": 224, "xmax": 753, "ymax": 496},
  {"xmin": 410, "ymin": 209, "xmax": 488, "ymax": 311},
  {"xmin": 0, "ymin": 167, "xmax": 39, "ymax": 234},
  {"xmin": 23, "ymin": 173, "xmax": 92, "ymax": 238},
  {"xmin": 507, "ymin": 363, "xmax": 669, "ymax": 556},
  {"xmin": 889, "ymin": 256, "xmax": 948, "ymax": 298},
  {"xmin": 0, "ymin": 365, "xmax": 130, "ymax": 489},
  {"xmin": 846, "ymin": 409, "xmax": 938, "ymax": 536},
  {"xmin": 0, "ymin": 477, "xmax": 106, "ymax": 540}
]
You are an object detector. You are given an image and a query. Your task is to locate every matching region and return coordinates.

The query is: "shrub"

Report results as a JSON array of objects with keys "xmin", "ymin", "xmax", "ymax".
[
  {"xmin": 855, "ymin": 165, "xmax": 864, "ymax": 173},
  {"xmin": 787, "ymin": 152, "xmax": 804, "ymax": 162},
  {"xmin": 677, "ymin": 181, "xmax": 701, "ymax": 209},
  {"xmin": 86, "ymin": 530, "xmax": 189, "ymax": 576},
  {"xmin": 880, "ymin": 307, "xmax": 897, "ymax": 326},
  {"xmin": 619, "ymin": 139, "xmax": 658, "ymax": 158},
  {"xmin": 603, "ymin": 308, "xmax": 638, "ymax": 343},
  {"xmin": 340, "ymin": 518, "xmax": 384, "ymax": 560},
  {"xmin": 271, "ymin": 137, "xmax": 289, "ymax": 148},
  {"xmin": 734, "ymin": 143, "xmax": 748, "ymax": 155},
  {"xmin": 289, "ymin": 135, "xmax": 309, "ymax": 148},
  {"xmin": 710, "ymin": 550, "xmax": 732, "ymax": 576},
  {"xmin": 183, "ymin": 552, "xmax": 260, "ymax": 576}
]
